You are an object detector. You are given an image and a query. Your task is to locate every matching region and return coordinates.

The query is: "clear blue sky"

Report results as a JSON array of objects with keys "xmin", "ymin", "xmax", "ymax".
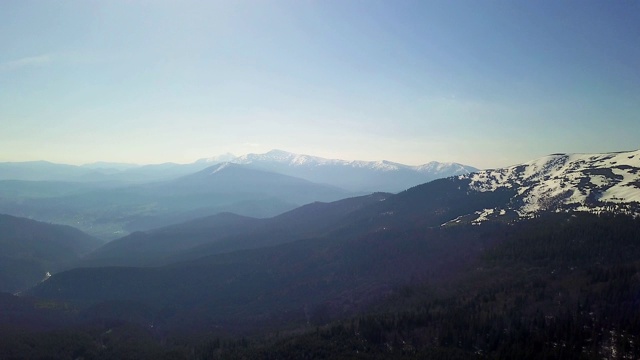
[{"xmin": 1, "ymin": 0, "xmax": 638, "ymax": 169}]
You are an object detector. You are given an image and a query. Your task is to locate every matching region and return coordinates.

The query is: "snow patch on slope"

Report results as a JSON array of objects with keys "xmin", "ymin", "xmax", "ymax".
[
  {"xmin": 463, "ymin": 150, "xmax": 640, "ymax": 222},
  {"xmin": 210, "ymin": 162, "xmax": 232, "ymax": 174}
]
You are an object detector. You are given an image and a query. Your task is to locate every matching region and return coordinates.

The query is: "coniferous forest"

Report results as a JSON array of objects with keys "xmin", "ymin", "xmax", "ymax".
[{"xmin": 1, "ymin": 213, "xmax": 639, "ymax": 359}]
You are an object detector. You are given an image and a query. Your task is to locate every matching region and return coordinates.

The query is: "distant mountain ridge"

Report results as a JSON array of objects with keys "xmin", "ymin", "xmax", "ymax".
[
  {"xmin": 0, "ymin": 163, "xmax": 351, "ymax": 240},
  {"xmin": 1, "ymin": 151, "xmax": 477, "ymax": 193},
  {"xmin": 0, "ymin": 160, "xmax": 213, "ymax": 183},
  {"xmin": 223, "ymin": 149, "xmax": 477, "ymax": 192},
  {"xmin": 0, "ymin": 161, "xmax": 109, "ymax": 182},
  {"xmin": 230, "ymin": 149, "xmax": 474, "ymax": 173}
]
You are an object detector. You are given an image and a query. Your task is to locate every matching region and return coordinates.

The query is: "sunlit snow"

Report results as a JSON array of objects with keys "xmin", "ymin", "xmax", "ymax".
[{"xmin": 463, "ymin": 150, "xmax": 640, "ymax": 222}]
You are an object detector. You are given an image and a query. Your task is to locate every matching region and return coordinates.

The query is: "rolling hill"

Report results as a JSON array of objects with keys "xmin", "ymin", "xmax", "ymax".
[{"xmin": 82, "ymin": 192, "xmax": 390, "ymax": 267}]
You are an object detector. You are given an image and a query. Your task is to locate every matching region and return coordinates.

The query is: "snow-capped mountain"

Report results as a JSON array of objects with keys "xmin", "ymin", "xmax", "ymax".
[
  {"xmin": 456, "ymin": 150, "xmax": 640, "ymax": 224},
  {"xmin": 227, "ymin": 149, "xmax": 477, "ymax": 192},
  {"xmin": 415, "ymin": 161, "xmax": 477, "ymax": 178},
  {"xmin": 233, "ymin": 150, "xmax": 408, "ymax": 171}
]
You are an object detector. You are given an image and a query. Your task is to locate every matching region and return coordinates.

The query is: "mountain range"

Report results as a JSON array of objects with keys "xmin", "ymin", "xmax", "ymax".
[
  {"xmin": 2, "ymin": 149, "xmax": 639, "ymax": 358},
  {"xmin": 0, "ymin": 149, "xmax": 477, "ymax": 192},
  {"xmin": 0, "ymin": 150, "xmax": 477, "ymax": 239},
  {"xmin": 227, "ymin": 149, "xmax": 477, "ymax": 192},
  {"xmin": 25, "ymin": 150, "xmax": 640, "ymax": 325},
  {"xmin": 0, "ymin": 164, "xmax": 349, "ymax": 240}
]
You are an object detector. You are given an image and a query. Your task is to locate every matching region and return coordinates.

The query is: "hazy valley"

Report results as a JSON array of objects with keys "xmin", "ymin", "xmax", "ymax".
[{"xmin": 0, "ymin": 150, "xmax": 475, "ymax": 240}]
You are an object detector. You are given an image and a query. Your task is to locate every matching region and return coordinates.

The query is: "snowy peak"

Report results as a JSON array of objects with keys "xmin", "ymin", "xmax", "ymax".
[
  {"xmin": 232, "ymin": 149, "xmax": 475, "ymax": 173},
  {"xmin": 224, "ymin": 149, "xmax": 478, "ymax": 192},
  {"xmin": 416, "ymin": 161, "xmax": 476, "ymax": 176},
  {"xmin": 462, "ymin": 149, "xmax": 640, "ymax": 221},
  {"xmin": 346, "ymin": 159, "xmax": 408, "ymax": 172},
  {"xmin": 235, "ymin": 149, "xmax": 332, "ymax": 166}
]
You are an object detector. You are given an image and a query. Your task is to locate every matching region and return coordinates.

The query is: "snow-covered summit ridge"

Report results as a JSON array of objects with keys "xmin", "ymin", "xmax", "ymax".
[
  {"xmin": 462, "ymin": 149, "xmax": 640, "ymax": 219},
  {"xmin": 197, "ymin": 149, "xmax": 478, "ymax": 192},
  {"xmin": 416, "ymin": 161, "xmax": 475, "ymax": 176},
  {"xmin": 232, "ymin": 149, "xmax": 476, "ymax": 174},
  {"xmin": 234, "ymin": 149, "xmax": 341, "ymax": 167}
]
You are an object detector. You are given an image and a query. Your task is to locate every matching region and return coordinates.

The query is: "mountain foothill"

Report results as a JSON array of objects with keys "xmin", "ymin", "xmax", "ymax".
[{"xmin": 1, "ymin": 149, "xmax": 639, "ymax": 359}]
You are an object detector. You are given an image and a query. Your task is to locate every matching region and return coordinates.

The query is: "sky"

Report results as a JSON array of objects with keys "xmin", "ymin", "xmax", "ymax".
[{"xmin": 1, "ymin": 0, "xmax": 639, "ymax": 169}]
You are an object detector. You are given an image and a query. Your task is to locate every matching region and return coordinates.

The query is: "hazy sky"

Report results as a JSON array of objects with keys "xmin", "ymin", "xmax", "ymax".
[{"xmin": 1, "ymin": 1, "xmax": 638, "ymax": 169}]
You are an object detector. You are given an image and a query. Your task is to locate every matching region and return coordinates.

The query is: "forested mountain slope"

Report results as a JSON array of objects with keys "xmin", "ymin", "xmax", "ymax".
[{"xmin": 0, "ymin": 215, "xmax": 101, "ymax": 293}]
